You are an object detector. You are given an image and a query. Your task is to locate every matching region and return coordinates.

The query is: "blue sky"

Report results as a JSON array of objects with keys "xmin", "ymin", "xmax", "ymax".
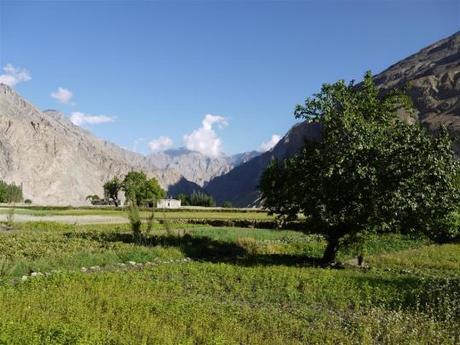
[{"xmin": 1, "ymin": 0, "xmax": 458, "ymax": 155}]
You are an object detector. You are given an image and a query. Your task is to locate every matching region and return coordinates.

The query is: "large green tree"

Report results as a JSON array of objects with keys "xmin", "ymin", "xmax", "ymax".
[
  {"xmin": 122, "ymin": 171, "xmax": 166, "ymax": 207},
  {"xmin": 260, "ymin": 72, "xmax": 460, "ymax": 264}
]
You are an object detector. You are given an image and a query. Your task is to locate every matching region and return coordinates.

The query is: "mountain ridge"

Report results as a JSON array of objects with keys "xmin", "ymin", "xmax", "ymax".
[
  {"xmin": 147, "ymin": 148, "xmax": 259, "ymax": 188},
  {"xmin": 205, "ymin": 31, "xmax": 460, "ymax": 207},
  {"xmin": 0, "ymin": 84, "xmax": 198, "ymax": 204}
]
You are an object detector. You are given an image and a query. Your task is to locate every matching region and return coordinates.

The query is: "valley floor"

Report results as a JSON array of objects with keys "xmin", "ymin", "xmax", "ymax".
[
  {"xmin": 0, "ymin": 222, "xmax": 458, "ymax": 344},
  {"xmin": 0, "ymin": 207, "xmax": 275, "ymax": 224}
]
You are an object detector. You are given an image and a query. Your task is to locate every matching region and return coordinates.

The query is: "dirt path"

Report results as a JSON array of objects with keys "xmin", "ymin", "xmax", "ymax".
[{"xmin": 0, "ymin": 213, "xmax": 128, "ymax": 224}]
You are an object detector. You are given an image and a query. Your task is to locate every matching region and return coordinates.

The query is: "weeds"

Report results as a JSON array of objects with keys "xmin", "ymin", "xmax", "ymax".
[
  {"xmin": 0, "ymin": 222, "xmax": 457, "ymax": 344},
  {"xmin": 5, "ymin": 205, "xmax": 15, "ymax": 231}
]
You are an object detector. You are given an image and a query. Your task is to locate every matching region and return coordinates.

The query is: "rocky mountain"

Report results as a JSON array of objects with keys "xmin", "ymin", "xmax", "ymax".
[
  {"xmin": 205, "ymin": 31, "xmax": 460, "ymax": 207},
  {"xmin": 373, "ymin": 30, "xmax": 460, "ymax": 155},
  {"xmin": 205, "ymin": 122, "xmax": 322, "ymax": 206},
  {"xmin": 0, "ymin": 84, "xmax": 196, "ymax": 205},
  {"xmin": 147, "ymin": 148, "xmax": 259, "ymax": 187}
]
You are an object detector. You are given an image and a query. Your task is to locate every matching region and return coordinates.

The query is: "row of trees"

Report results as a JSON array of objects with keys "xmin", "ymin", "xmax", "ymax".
[
  {"xmin": 0, "ymin": 180, "xmax": 23, "ymax": 203},
  {"xmin": 177, "ymin": 192, "xmax": 216, "ymax": 207},
  {"xmin": 260, "ymin": 72, "xmax": 460, "ymax": 264},
  {"xmin": 90, "ymin": 171, "xmax": 166, "ymax": 207}
]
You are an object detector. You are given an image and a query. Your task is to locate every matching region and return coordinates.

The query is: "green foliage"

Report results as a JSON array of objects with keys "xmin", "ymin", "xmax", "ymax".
[
  {"xmin": 222, "ymin": 201, "xmax": 233, "ymax": 208},
  {"xmin": 128, "ymin": 199, "xmax": 142, "ymax": 240},
  {"xmin": 0, "ymin": 242, "xmax": 458, "ymax": 344},
  {"xmin": 261, "ymin": 72, "xmax": 460, "ymax": 263},
  {"xmin": 0, "ymin": 222, "xmax": 458, "ymax": 343},
  {"xmin": 5, "ymin": 206, "xmax": 15, "ymax": 231},
  {"xmin": 23, "ymin": 199, "xmax": 32, "ymax": 204},
  {"xmin": 176, "ymin": 192, "xmax": 215, "ymax": 207},
  {"xmin": 189, "ymin": 191, "xmax": 215, "ymax": 207},
  {"xmin": 85, "ymin": 194, "xmax": 101, "ymax": 205},
  {"xmin": 122, "ymin": 171, "xmax": 166, "ymax": 207},
  {"xmin": 0, "ymin": 180, "xmax": 22, "ymax": 203},
  {"xmin": 103, "ymin": 176, "xmax": 122, "ymax": 206},
  {"xmin": 177, "ymin": 193, "xmax": 190, "ymax": 206}
]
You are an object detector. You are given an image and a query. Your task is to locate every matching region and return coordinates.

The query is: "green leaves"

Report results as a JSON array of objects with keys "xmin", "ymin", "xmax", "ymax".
[
  {"xmin": 103, "ymin": 176, "xmax": 122, "ymax": 206},
  {"xmin": 261, "ymin": 72, "xmax": 460, "ymax": 262},
  {"xmin": 122, "ymin": 171, "xmax": 166, "ymax": 207}
]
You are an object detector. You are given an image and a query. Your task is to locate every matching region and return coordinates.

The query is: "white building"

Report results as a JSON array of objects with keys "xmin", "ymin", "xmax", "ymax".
[{"xmin": 156, "ymin": 198, "xmax": 181, "ymax": 209}]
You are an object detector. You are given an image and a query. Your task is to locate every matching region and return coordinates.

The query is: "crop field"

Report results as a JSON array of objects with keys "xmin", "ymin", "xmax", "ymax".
[
  {"xmin": 0, "ymin": 206, "xmax": 275, "ymax": 220},
  {"xmin": 0, "ymin": 221, "xmax": 458, "ymax": 344}
]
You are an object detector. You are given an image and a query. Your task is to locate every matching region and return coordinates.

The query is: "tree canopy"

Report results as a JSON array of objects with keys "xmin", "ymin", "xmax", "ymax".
[
  {"xmin": 260, "ymin": 72, "xmax": 460, "ymax": 264},
  {"xmin": 0, "ymin": 180, "xmax": 23, "ymax": 203},
  {"xmin": 103, "ymin": 177, "xmax": 122, "ymax": 207},
  {"xmin": 122, "ymin": 171, "xmax": 165, "ymax": 207}
]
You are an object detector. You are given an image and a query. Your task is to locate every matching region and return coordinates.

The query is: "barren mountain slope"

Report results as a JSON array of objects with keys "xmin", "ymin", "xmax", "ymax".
[
  {"xmin": 0, "ymin": 84, "xmax": 187, "ymax": 204},
  {"xmin": 374, "ymin": 30, "xmax": 460, "ymax": 155},
  {"xmin": 147, "ymin": 148, "xmax": 259, "ymax": 187}
]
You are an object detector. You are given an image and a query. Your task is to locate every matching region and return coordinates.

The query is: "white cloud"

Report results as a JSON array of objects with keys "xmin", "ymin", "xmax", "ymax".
[
  {"xmin": 0, "ymin": 64, "xmax": 31, "ymax": 87},
  {"xmin": 183, "ymin": 114, "xmax": 228, "ymax": 157},
  {"xmin": 132, "ymin": 137, "xmax": 146, "ymax": 153},
  {"xmin": 149, "ymin": 136, "xmax": 174, "ymax": 153},
  {"xmin": 51, "ymin": 87, "xmax": 73, "ymax": 104},
  {"xmin": 69, "ymin": 112, "xmax": 115, "ymax": 126},
  {"xmin": 259, "ymin": 134, "xmax": 281, "ymax": 152}
]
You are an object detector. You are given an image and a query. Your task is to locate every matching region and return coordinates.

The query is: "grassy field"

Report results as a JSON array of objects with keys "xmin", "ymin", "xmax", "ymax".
[
  {"xmin": 0, "ymin": 222, "xmax": 458, "ymax": 344},
  {"xmin": 0, "ymin": 206, "xmax": 275, "ymax": 220}
]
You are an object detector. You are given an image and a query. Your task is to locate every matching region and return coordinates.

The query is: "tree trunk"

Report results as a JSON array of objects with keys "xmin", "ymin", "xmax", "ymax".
[{"xmin": 322, "ymin": 237, "xmax": 340, "ymax": 264}]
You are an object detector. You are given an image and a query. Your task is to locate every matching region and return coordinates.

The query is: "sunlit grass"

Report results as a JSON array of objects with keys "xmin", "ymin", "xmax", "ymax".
[{"xmin": 0, "ymin": 222, "xmax": 458, "ymax": 344}]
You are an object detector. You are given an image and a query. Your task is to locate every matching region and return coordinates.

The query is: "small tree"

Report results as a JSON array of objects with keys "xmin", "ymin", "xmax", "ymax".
[
  {"xmin": 222, "ymin": 201, "xmax": 233, "ymax": 208},
  {"xmin": 86, "ymin": 194, "xmax": 101, "ymax": 205},
  {"xmin": 176, "ymin": 193, "xmax": 190, "ymax": 206},
  {"xmin": 103, "ymin": 177, "xmax": 122, "ymax": 207},
  {"xmin": 127, "ymin": 196, "xmax": 142, "ymax": 241},
  {"xmin": 122, "ymin": 171, "xmax": 165, "ymax": 207},
  {"xmin": 146, "ymin": 177, "xmax": 166, "ymax": 207},
  {"xmin": 260, "ymin": 72, "xmax": 460, "ymax": 264}
]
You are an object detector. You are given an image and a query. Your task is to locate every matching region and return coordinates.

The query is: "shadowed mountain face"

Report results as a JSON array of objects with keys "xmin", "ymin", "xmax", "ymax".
[
  {"xmin": 206, "ymin": 31, "xmax": 460, "ymax": 207},
  {"xmin": 205, "ymin": 122, "xmax": 323, "ymax": 206},
  {"xmin": 0, "ymin": 85, "xmax": 199, "ymax": 204}
]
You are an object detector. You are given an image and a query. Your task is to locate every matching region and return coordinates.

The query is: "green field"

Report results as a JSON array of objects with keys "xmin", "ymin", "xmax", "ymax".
[
  {"xmin": 0, "ymin": 221, "xmax": 458, "ymax": 344},
  {"xmin": 0, "ymin": 206, "xmax": 275, "ymax": 220}
]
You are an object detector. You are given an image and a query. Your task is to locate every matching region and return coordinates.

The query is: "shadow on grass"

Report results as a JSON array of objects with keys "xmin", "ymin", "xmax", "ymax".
[{"xmin": 64, "ymin": 231, "xmax": 324, "ymax": 267}]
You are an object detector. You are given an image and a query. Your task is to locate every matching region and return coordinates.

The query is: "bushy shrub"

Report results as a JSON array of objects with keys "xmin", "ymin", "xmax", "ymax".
[
  {"xmin": 128, "ymin": 199, "xmax": 142, "ymax": 240},
  {"xmin": 222, "ymin": 201, "xmax": 233, "ymax": 208}
]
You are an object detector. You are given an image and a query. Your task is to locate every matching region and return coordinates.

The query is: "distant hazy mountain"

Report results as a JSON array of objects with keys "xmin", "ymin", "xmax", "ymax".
[
  {"xmin": 0, "ymin": 84, "xmax": 196, "ymax": 204},
  {"xmin": 147, "ymin": 148, "xmax": 259, "ymax": 187},
  {"xmin": 206, "ymin": 31, "xmax": 460, "ymax": 207}
]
